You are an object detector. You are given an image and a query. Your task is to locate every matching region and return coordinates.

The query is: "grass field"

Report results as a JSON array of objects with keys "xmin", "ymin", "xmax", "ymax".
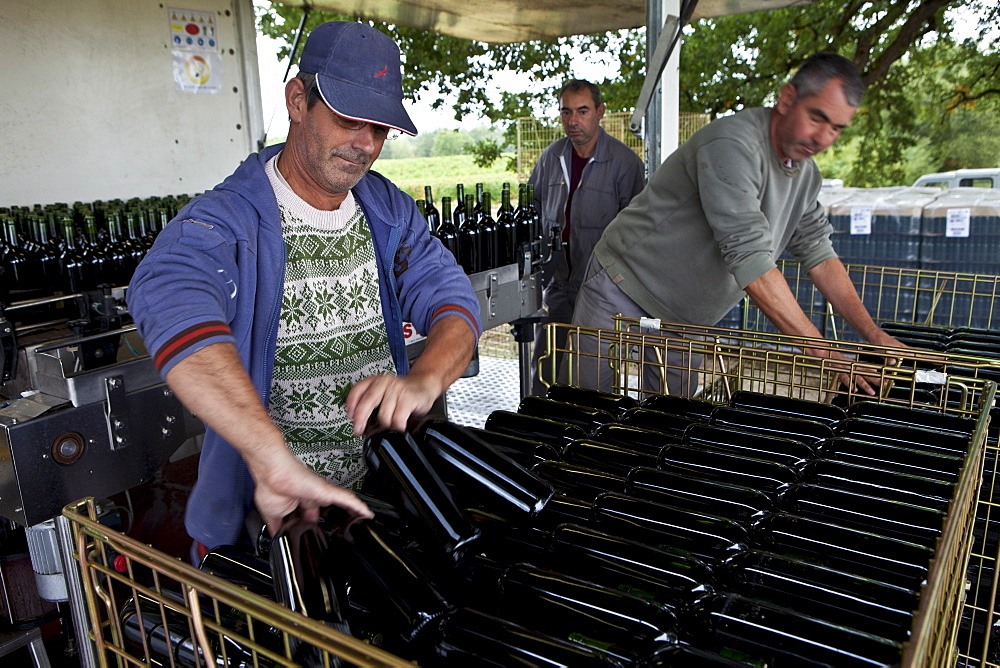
[{"xmin": 372, "ymin": 153, "xmax": 521, "ymax": 208}]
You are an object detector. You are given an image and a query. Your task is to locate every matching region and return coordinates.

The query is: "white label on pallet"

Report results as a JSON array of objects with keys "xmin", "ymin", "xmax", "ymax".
[
  {"xmin": 946, "ymin": 208, "xmax": 971, "ymax": 237},
  {"xmin": 915, "ymin": 370, "xmax": 948, "ymax": 385},
  {"xmin": 638, "ymin": 317, "xmax": 662, "ymax": 331},
  {"xmin": 850, "ymin": 207, "xmax": 872, "ymax": 235}
]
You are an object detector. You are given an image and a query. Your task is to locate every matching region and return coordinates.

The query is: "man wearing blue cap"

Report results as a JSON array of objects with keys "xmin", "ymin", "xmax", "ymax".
[{"xmin": 129, "ymin": 22, "xmax": 481, "ymax": 556}]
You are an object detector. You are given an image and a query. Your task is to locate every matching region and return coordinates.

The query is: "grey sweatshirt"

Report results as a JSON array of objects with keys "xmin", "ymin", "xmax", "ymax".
[{"xmin": 594, "ymin": 107, "xmax": 836, "ymax": 326}]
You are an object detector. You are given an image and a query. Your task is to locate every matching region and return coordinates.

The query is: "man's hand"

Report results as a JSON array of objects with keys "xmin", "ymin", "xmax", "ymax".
[
  {"xmin": 247, "ymin": 443, "xmax": 374, "ymax": 536},
  {"xmin": 345, "ymin": 372, "xmax": 442, "ymax": 435}
]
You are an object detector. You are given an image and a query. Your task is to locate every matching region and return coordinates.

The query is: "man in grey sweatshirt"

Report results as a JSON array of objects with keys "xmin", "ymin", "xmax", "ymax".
[{"xmin": 569, "ymin": 52, "xmax": 904, "ymax": 395}]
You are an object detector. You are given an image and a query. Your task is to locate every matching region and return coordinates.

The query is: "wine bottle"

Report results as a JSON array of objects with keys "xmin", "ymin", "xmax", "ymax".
[
  {"xmin": 435, "ymin": 196, "xmax": 461, "ymax": 261},
  {"xmin": 750, "ymin": 512, "xmax": 932, "ymax": 590},
  {"xmin": 484, "ymin": 410, "xmax": 589, "ymax": 452},
  {"xmin": 845, "ymin": 400, "xmax": 976, "ymax": 436},
  {"xmin": 531, "ymin": 460, "xmax": 627, "ymax": 502},
  {"xmin": 551, "ymin": 523, "xmax": 716, "ymax": 609},
  {"xmin": 729, "ymin": 390, "xmax": 846, "ymax": 425},
  {"xmin": 800, "ymin": 458, "xmax": 953, "ymax": 511},
  {"xmin": 58, "ymin": 213, "xmax": 89, "ymax": 293},
  {"xmin": 476, "ymin": 191, "xmax": 498, "ymax": 271},
  {"xmin": 514, "ymin": 183, "xmax": 533, "ymax": 260},
  {"xmin": 423, "ymin": 185, "xmax": 440, "ymax": 234},
  {"xmin": 689, "ymin": 592, "xmax": 903, "ymax": 667},
  {"xmin": 363, "ymin": 430, "xmax": 480, "ymax": 563},
  {"xmin": 710, "ymin": 406, "xmax": 834, "ymax": 445},
  {"xmin": 341, "ymin": 521, "xmax": 452, "ymax": 645},
  {"xmin": 546, "ymin": 384, "xmax": 639, "ymax": 419},
  {"xmin": 639, "ymin": 394, "xmax": 717, "ymax": 421},
  {"xmin": 268, "ymin": 511, "xmax": 350, "ymax": 634},
  {"xmin": 199, "ymin": 544, "xmax": 274, "ymax": 599},
  {"xmin": 121, "ymin": 593, "xmax": 256, "ymax": 668},
  {"xmin": 621, "ymin": 407, "xmax": 698, "ymax": 438},
  {"xmin": 835, "ymin": 417, "xmax": 969, "ymax": 457},
  {"xmin": 420, "ymin": 419, "xmax": 555, "ymax": 519},
  {"xmin": 431, "ymin": 607, "xmax": 623, "ymax": 668},
  {"xmin": 641, "ymin": 643, "xmax": 758, "ymax": 667},
  {"xmin": 457, "ymin": 193, "xmax": 480, "ymax": 274},
  {"xmin": 593, "ymin": 492, "xmax": 749, "ymax": 565},
  {"xmin": 562, "ymin": 439, "xmax": 659, "ymax": 475},
  {"xmin": 822, "ymin": 436, "xmax": 962, "ymax": 482},
  {"xmin": 776, "ymin": 483, "xmax": 945, "ymax": 546},
  {"xmin": 683, "ymin": 422, "xmax": 815, "ymax": 466},
  {"xmin": 624, "ymin": 468, "xmax": 771, "ymax": 525},
  {"xmin": 530, "ymin": 493, "xmax": 595, "ymax": 531},
  {"xmin": 525, "ymin": 183, "xmax": 542, "ymax": 249},
  {"xmin": 453, "ymin": 183, "xmax": 467, "ymax": 226},
  {"xmin": 658, "ymin": 445, "xmax": 799, "ymax": 497},
  {"xmin": 517, "ymin": 395, "xmax": 616, "ymax": 433},
  {"xmin": 723, "ymin": 550, "xmax": 916, "ymax": 642},
  {"xmin": 589, "ymin": 423, "xmax": 683, "ymax": 457},
  {"xmin": 473, "ymin": 182, "xmax": 485, "ymax": 218},
  {"xmin": 463, "ymin": 426, "xmax": 563, "ymax": 468},
  {"xmin": 496, "ymin": 185, "xmax": 517, "ymax": 267},
  {"xmin": 497, "ymin": 562, "xmax": 678, "ymax": 664}
]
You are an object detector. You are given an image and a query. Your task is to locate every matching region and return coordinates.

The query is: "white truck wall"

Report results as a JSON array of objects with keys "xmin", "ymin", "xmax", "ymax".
[{"xmin": 0, "ymin": 0, "xmax": 264, "ymax": 207}]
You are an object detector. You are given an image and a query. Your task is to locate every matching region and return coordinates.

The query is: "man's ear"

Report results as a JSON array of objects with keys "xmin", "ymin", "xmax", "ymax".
[
  {"xmin": 285, "ymin": 78, "xmax": 307, "ymax": 123},
  {"xmin": 775, "ymin": 83, "xmax": 797, "ymax": 115}
]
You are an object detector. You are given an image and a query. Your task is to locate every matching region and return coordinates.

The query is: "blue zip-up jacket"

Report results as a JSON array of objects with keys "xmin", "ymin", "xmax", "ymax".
[{"xmin": 127, "ymin": 144, "xmax": 481, "ymax": 548}]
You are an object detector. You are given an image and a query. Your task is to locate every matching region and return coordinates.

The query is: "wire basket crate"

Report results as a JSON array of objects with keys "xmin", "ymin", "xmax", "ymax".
[
  {"xmin": 538, "ymin": 320, "xmax": 995, "ymax": 667},
  {"xmin": 61, "ymin": 498, "xmax": 414, "ymax": 667},
  {"xmin": 742, "ymin": 260, "xmax": 1000, "ymax": 341}
]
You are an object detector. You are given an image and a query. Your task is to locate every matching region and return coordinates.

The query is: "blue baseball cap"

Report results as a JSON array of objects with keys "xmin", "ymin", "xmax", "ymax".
[{"xmin": 299, "ymin": 22, "xmax": 418, "ymax": 137}]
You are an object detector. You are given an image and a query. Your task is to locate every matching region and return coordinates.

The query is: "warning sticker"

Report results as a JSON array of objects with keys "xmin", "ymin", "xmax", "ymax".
[
  {"xmin": 173, "ymin": 51, "xmax": 222, "ymax": 94},
  {"xmin": 168, "ymin": 7, "xmax": 219, "ymax": 53}
]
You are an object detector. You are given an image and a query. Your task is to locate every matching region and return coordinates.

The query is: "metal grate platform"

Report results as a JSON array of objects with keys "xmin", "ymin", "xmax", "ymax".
[{"xmin": 445, "ymin": 356, "xmax": 521, "ymax": 428}]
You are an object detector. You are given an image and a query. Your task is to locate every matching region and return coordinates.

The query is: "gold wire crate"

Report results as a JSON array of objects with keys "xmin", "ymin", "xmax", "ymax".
[
  {"xmin": 62, "ymin": 498, "xmax": 414, "ymax": 667},
  {"xmin": 539, "ymin": 320, "xmax": 995, "ymax": 667},
  {"xmin": 742, "ymin": 260, "xmax": 1000, "ymax": 340}
]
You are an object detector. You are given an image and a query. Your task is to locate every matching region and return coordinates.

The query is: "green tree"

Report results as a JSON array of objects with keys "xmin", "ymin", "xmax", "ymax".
[{"xmin": 257, "ymin": 1, "xmax": 998, "ymax": 183}]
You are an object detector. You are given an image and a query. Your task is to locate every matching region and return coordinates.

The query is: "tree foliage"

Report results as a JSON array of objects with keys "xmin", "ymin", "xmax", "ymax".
[{"xmin": 257, "ymin": 1, "xmax": 998, "ymax": 186}]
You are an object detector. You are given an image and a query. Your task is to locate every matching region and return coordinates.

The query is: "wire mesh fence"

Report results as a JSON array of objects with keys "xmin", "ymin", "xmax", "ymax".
[{"xmin": 515, "ymin": 111, "xmax": 710, "ymax": 181}]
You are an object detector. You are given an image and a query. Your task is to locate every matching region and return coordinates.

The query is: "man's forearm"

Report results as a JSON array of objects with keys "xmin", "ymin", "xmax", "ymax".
[
  {"xmin": 407, "ymin": 315, "xmax": 478, "ymax": 394},
  {"xmin": 807, "ymin": 257, "xmax": 898, "ymax": 345},
  {"xmin": 744, "ymin": 267, "xmax": 825, "ymax": 340},
  {"xmin": 164, "ymin": 342, "xmax": 286, "ymax": 462}
]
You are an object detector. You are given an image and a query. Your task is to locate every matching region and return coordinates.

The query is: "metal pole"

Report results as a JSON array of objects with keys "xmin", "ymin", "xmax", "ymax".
[{"xmin": 55, "ymin": 515, "xmax": 95, "ymax": 668}]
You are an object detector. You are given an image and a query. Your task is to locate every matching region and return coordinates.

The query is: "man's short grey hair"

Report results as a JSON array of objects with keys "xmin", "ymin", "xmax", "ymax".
[
  {"xmin": 295, "ymin": 71, "xmax": 324, "ymax": 109},
  {"xmin": 559, "ymin": 79, "xmax": 602, "ymax": 108},
  {"xmin": 788, "ymin": 52, "xmax": 865, "ymax": 107}
]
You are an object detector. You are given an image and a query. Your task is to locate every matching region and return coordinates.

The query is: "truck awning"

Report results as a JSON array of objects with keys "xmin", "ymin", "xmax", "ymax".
[{"xmin": 269, "ymin": 0, "xmax": 814, "ymax": 43}]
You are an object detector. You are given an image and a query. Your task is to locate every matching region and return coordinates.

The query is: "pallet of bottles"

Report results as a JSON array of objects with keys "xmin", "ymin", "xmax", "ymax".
[{"xmin": 64, "ymin": 335, "xmax": 992, "ymax": 666}]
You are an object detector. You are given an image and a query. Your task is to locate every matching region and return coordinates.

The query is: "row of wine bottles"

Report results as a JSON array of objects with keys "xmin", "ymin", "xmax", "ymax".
[
  {"xmin": 419, "ymin": 182, "xmax": 544, "ymax": 275},
  {"xmin": 0, "ymin": 195, "xmax": 192, "ymax": 304},
  {"xmin": 168, "ymin": 384, "xmax": 977, "ymax": 667}
]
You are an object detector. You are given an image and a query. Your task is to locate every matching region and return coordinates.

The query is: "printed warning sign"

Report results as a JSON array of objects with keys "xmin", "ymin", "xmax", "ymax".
[{"xmin": 168, "ymin": 7, "xmax": 219, "ymax": 52}]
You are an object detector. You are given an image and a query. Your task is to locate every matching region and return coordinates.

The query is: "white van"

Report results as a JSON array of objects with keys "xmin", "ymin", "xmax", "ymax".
[{"xmin": 912, "ymin": 168, "xmax": 1000, "ymax": 189}]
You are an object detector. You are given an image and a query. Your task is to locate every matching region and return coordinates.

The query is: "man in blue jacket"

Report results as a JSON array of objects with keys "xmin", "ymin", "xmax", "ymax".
[{"xmin": 128, "ymin": 22, "xmax": 481, "ymax": 555}]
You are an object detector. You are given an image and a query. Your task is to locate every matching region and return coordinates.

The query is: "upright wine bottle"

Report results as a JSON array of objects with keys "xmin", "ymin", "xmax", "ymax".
[
  {"xmin": 476, "ymin": 191, "xmax": 498, "ymax": 271},
  {"xmin": 514, "ymin": 183, "xmax": 533, "ymax": 260},
  {"xmin": 423, "ymin": 185, "xmax": 440, "ymax": 234},
  {"xmin": 499, "ymin": 183, "xmax": 515, "ymax": 216},
  {"xmin": 525, "ymin": 183, "xmax": 542, "ymax": 251},
  {"xmin": 451, "ymin": 183, "xmax": 465, "ymax": 226},
  {"xmin": 473, "ymin": 182, "xmax": 485, "ymax": 218},
  {"xmin": 457, "ymin": 193, "xmax": 480, "ymax": 274},
  {"xmin": 436, "ymin": 196, "xmax": 460, "ymax": 262},
  {"xmin": 495, "ymin": 185, "xmax": 518, "ymax": 266}
]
